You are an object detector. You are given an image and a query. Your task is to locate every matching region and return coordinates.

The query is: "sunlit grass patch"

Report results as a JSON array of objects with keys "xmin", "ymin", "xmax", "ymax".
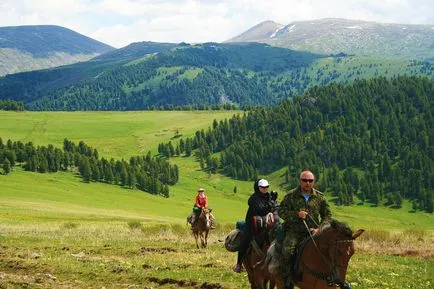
[{"xmin": 357, "ymin": 228, "xmax": 434, "ymax": 258}]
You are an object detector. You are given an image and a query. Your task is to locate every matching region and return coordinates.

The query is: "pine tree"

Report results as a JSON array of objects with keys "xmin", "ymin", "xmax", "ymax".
[
  {"xmin": 3, "ymin": 158, "xmax": 11, "ymax": 174},
  {"xmin": 79, "ymin": 157, "xmax": 91, "ymax": 183}
]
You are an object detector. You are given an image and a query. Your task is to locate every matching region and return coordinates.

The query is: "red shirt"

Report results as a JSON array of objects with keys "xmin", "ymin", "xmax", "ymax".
[{"xmin": 195, "ymin": 194, "xmax": 208, "ymax": 208}]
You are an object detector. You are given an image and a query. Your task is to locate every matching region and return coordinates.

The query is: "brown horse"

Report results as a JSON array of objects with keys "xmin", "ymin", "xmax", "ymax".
[
  {"xmin": 192, "ymin": 208, "xmax": 211, "ymax": 248},
  {"xmin": 243, "ymin": 214, "xmax": 280, "ymax": 289},
  {"xmin": 266, "ymin": 220, "xmax": 364, "ymax": 289}
]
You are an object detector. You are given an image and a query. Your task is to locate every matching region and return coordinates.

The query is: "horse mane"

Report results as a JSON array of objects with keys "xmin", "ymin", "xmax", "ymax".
[{"xmin": 315, "ymin": 219, "xmax": 353, "ymax": 238}]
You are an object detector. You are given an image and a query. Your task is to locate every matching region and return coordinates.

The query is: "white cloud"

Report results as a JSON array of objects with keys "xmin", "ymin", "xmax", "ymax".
[{"xmin": 0, "ymin": 0, "xmax": 433, "ymax": 48}]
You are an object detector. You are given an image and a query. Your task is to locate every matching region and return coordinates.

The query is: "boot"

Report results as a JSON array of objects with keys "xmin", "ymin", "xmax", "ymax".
[
  {"xmin": 210, "ymin": 213, "xmax": 216, "ymax": 229},
  {"xmin": 284, "ymin": 277, "xmax": 294, "ymax": 289},
  {"xmin": 233, "ymin": 263, "xmax": 242, "ymax": 273},
  {"xmin": 342, "ymin": 280, "xmax": 351, "ymax": 289}
]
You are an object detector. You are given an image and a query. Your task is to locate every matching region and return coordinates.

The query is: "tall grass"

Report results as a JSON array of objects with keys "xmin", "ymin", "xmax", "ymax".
[{"xmin": 0, "ymin": 221, "xmax": 432, "ymax": 289}]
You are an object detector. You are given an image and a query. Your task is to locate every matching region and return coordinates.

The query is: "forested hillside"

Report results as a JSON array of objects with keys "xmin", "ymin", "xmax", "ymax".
[
  {"xmin": 0, "ymin": 138, "xmax": 178, "ymax": 197},
  {"xmin": 1, "ymin": 42, "xmax": 432, "ymax": 110},
  {"xmin": 163, "ymin": 76, "xmax": 433, "ymax": 212}
]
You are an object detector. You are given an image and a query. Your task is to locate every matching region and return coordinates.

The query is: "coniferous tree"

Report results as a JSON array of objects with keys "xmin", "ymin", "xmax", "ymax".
[
  {"xmin": 2, "ymin": 158, "xmax": 11, "ymax": 174},
  {"xmin": 79, "ymin": 157, "xmax": 91, "ymax": 183}
]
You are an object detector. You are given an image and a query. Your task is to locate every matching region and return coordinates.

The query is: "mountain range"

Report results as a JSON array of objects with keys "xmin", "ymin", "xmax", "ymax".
[
  {"xmin": 0, "ymin": 25, "xmax": 114, "ymax": 76},
  {"xmin": 227, "ymin": 18, "xmax": 434, "ymax": 61},
  {"xmin": 0, "ymin": 18, "xmax": 433, "ymax": 110}
]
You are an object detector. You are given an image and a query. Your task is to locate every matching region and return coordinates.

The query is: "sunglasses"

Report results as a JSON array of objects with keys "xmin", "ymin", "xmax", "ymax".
[
  {"xmin": 301, "ymin": 179, "xmax": 314, "ymax": 183},
  {"xmin": 259, "ymin": 186, "xmax": 269, "ymax": 188}
]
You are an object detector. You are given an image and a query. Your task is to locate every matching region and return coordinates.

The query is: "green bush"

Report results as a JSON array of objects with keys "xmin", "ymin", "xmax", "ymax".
[
  {"xmin": 127, "ymin": 221, "xmax": 143, "ymax": 230},
  {"xmin": 62, "ymin": 222, "xmax": 79, "ymax": 229}
]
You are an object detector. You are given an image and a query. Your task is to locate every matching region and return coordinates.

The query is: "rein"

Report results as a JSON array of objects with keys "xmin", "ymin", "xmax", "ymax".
[{"xmin": 301, "ymin": 221, "xmax": 354, "ymax": 287}]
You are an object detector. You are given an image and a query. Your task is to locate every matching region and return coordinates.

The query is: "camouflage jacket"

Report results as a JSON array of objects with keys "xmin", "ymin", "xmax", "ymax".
[{"xmin": 278, "ymin": 187, "xmax": 332, "ymax": 233}]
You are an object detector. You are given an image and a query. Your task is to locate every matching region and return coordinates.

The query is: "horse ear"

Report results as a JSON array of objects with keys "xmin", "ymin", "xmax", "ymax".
[{"xmin": 352, "ymin": 229, "xmax": 365, "ymax": 239}]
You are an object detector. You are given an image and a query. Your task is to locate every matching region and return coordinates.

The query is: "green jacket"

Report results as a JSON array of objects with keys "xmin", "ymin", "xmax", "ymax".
[{"xmin": 278, "ymin": 187, "xmax": 332, "ymax": 233}]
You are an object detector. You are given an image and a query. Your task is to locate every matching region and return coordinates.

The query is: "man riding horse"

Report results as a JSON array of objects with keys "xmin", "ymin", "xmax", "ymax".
[{"xmin": 278, "ymin": 170, "xmax": 333, "ymax": 289}]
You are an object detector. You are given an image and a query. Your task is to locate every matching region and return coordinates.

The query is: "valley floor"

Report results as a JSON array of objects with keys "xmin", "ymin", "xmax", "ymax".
[{"xmin": 0, "ymin": 222, "xmax": 432, "ymax": 289}]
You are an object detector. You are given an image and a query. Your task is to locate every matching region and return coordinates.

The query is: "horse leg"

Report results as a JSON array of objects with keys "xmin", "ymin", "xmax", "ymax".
[
  {"xmin": 194, "ymin": 232, "xmax": 200, "ymax": 249},
  {"xmin": 200, "ymin": 231, "xmax": 206, "ymax": 248},
  {"xmin": 204, "ymin": 229, "xmax": 209, "ymax": 248},
  {"xmin": 273, "ymin": 276, "xmax": 285, "ymax": 289}
]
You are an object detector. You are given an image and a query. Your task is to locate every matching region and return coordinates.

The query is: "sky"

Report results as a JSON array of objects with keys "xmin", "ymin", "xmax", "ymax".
[{"xmin": 1, "ymin": 0, "xmax": 433, "ymax": 48}]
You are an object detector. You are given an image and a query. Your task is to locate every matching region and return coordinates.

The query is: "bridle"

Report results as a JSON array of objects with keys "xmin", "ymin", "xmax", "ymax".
[{"xmin": 301, "ymin": 224, "xmax": 354, "ymax": 288}]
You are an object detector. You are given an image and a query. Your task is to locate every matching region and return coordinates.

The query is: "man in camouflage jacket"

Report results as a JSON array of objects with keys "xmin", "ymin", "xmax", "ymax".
[{"xmin": 278, "ymin": 170, "xmax": 332, "ymax": 289}]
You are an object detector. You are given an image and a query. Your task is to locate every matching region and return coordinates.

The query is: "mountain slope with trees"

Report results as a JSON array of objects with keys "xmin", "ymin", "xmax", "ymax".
[
  {"xmin": 0, "ymin": 138, "xmax": 177, "ymax": 197},
  {"xmin": 0, "ymin": 42, "xmax": 432, "ymax": 110},
  {"xmin": 0, "ymin": 25, "xmax": 115, "ymax": 76},
  {"xmin": 166, "ymin": 76, "xmax": 433, "ymax": 212},
  {"xmin": 0, "ymin": 42, "xmax": 324, "ymax": 110}
]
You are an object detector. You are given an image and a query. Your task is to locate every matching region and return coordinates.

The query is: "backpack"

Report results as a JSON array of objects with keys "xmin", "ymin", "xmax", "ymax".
[{"xmin": 225, "ymin": 229, "xmax": 243, "ymax": 252}]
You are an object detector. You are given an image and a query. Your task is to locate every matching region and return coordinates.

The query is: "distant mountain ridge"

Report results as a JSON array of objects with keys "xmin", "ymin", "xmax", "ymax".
[
  {"xmin": 0, "ymin": 25, "xmax": 114, "ymax": 76},
  {"xmin": 0, "ymin": 40, "xmax": 432, "ymax": 111},
  {"xmin": 227, "ymin": 18, "xmax": 434, "ymax": 61},
  {"xmin": 226, "ymin": 20, "xmax": 284, "ymax": 42}
]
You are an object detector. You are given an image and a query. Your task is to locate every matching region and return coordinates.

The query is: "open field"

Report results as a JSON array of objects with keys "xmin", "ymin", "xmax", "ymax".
[
  {"xmin": 0, "ymin": 110, "xmax": 240, "ymax": 159},
  {"xmin": 0, "ymin": 220, "xmax": 432, "ymax": 289},
  {"xmin": 0, "ymin": 110, "xmax": 433, "ymax": 288}
]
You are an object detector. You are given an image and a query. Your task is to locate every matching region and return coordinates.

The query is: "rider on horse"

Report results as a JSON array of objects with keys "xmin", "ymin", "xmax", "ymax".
[
  {"xmin": 233, "ymin": 178, "xmax": 278, "ymax": 273},
  {"xmin": 189, "ymin": 188, "xmax": 216, "ymax": 228},
  {"xmin": 278, "ymin": 170, "xmax": 332, "ymax": 289}
]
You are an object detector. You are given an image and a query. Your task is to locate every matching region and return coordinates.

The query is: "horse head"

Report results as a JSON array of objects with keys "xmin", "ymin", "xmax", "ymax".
[
  {"xmin": 300, "ymin": 220, "xmax": 364, "ymax": 289},
  {"xmin": 200, "ymin": 208, "xmax": 211, "ymax": 230}
]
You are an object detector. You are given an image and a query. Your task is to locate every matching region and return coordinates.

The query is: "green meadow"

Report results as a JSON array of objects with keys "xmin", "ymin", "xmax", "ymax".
[{"xmin": 0, "ymin": 111, "xmax": 433, "ymax": 289}]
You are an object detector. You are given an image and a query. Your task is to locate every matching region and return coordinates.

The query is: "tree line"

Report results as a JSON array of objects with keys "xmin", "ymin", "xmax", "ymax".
[
  {"xmin": 0, "ymin": 100, "xmax": 24, "ymax": 111},
  {"xmin": 160, "ymin": 76, "xmax": 433, "ymax": 212},
  {"xmin": 0, "ymin": 138, "xmax": 178, "ymax": 197}
]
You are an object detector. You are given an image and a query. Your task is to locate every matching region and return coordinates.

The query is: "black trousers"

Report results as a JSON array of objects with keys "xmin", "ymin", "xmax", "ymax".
[{"xmin": 237, "ymin": 226, "xmax": 252, "ymax": 264}]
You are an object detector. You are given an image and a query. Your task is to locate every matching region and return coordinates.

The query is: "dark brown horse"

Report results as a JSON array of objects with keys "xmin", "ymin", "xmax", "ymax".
[
  {"xmin": 243, "ymin": 214, "xmax": 280, "ymax": 289},
  {"xmin": 266, "ymin": 220, "xmax": 364, "ymax": 289},
  {"xmin": 192, "ymin": 208, "xmax": 211, "ymax": 248}
]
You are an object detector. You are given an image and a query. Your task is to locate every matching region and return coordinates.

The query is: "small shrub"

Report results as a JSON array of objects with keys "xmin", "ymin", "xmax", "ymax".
[
  {"xmin": 62, "ymin": 222, "xmax": 79, "ymax": 229},
  {"xmin": 401, "ymin": 228, "xmax": 426, "ymax": 240},
  {"xmin": 127, "ymin": 221, "xmax": 143, "ymax": 230},
  {"xmin": 360, "ymin": 229, "xmax": 390, "ymax": 242},
  {"xmin": 213, "ymin": 222, "xmax": 233, "ymax": 234},
  {"xmin": 170, "ymin": 223, "xmax": 187, "ymax": 235},
  {"xmin": 140, "ymin": 224, "xmax": 169, "ymax": 235}
]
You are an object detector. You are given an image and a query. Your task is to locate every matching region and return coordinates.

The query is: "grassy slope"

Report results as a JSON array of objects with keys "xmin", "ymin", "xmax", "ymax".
[
  {"xmin": 1, "ymin": 110, "xmax": 433, "ymax": 229},
  {"xmin": 0, "ymin": 111, "xmax": 254, "ymax": 225},
  {"xmin": 0, "ymin": 111, "xmax": 433, "ymax": 289}
]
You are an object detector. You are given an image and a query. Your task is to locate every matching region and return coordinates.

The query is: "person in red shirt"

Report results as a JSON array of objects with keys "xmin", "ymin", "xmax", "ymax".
[
  {"xmin": 188, "ymin": 188, "xmax": 216, "ymax": 228},
  {"xmin": 195, "ymin": 187, "xmax": 208, "ymax": 209}
]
